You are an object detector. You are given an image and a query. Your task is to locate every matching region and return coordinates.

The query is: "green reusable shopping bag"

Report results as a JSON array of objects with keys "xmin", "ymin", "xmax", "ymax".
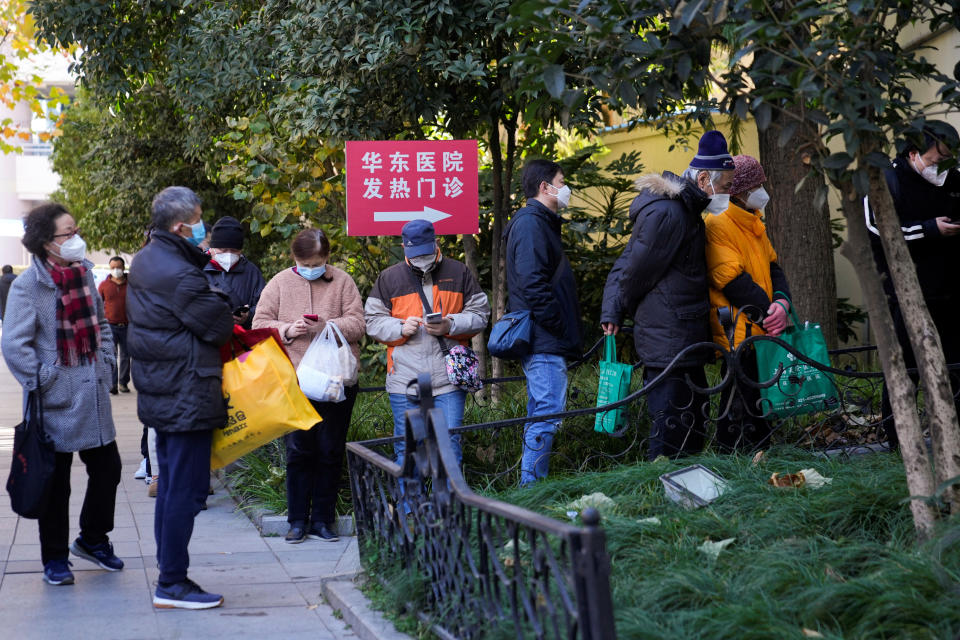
[
  {"xmin": 753, "ymin": 296, "xmax": 838, "ymax": 418},
  {"xmin": 594, "ymin": 335, "xmax": 634, "ymax": 433}
]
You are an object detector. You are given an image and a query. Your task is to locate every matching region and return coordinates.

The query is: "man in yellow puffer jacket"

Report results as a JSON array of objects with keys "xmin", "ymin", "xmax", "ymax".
[{"xmin": 705, "ymin": 155, "xmax": 792, "ymax": 451}]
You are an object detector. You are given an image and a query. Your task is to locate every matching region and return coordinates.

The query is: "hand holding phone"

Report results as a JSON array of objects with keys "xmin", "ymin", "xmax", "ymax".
[
  {"xmin": 425, "ymin": 312, "xmax": 442, "ymax": 324},
  {"xmin": 303, "ymin": 314, "xmax": 319, "ymax": 321}
]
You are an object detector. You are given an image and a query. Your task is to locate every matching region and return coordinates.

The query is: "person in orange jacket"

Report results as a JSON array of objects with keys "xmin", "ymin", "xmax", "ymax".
[{"xmin": 705, "ymin": 155, "xmax": 792, "ymax": 452}]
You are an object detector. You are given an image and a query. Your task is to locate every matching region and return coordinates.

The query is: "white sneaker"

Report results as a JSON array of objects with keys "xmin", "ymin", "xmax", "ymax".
[{"xmin": 134, "ymin": 459, "xmax": 148, "ymax": 479}]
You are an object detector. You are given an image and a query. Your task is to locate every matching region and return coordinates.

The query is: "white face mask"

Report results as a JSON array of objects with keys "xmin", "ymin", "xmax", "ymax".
[
  {"xmin": 111, "ymin": 267, "xmax": 124, "ymax": 279},
  {"xmin": 744, "ymin": 186, "xmax": 771, "ymax": 211},
  {"xmin": 410, "ymin": 254, "xmax": 437, "ymax": 272},
  {"xmin": 913, "ymin": 154, "xmax": 948, "ymax": 187},
  {"xmin": 704, "ymin": 182, "xmax": 730, "ymax": 215},
  {"xmin": 547, "ymin": 183, "xmax": 572, "ymax": 209},
  {"xmin": 213, "ymin": 252, "xmax": 239, "ymax": 271},
  {"xmin": 52, "ymin": 234, "xmax": 87, "ymax": 263}
]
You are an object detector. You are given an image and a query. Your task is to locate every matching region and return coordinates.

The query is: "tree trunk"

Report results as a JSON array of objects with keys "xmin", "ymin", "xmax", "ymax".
[
  {"xmin": 758, "ymin": 110, "xmax": 838, "ymax": 347},
  {"xmin": 866, "ymin": 165, "xmax": 960, "ymax": 508},
  {"xmin": 462, "ymin": 233, "xmax": 490, "ymax": 403},
  {"xmin": 838, "ymin": 187, "xmax": 938, "ymax": 539},
  {"xmin": 489, "ymin": 118, "xmax": 506, "ymax": 401}
]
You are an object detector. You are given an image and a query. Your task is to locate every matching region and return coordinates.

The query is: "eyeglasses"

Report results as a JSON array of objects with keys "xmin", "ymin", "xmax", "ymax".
[{"xmin": 52, "ymin": 228, "xmax": 81, "ymax": 239}]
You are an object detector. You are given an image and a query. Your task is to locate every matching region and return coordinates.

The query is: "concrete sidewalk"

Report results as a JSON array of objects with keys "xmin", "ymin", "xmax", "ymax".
[{"xmin": 0, "ymin": 350, "xmax": 369, "ymax": 639}]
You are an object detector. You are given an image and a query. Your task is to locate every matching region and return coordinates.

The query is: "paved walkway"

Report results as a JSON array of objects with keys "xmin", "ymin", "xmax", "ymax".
[{"xmin": 0, "ymin": 346, "xmax": 363, "ymax": 639}]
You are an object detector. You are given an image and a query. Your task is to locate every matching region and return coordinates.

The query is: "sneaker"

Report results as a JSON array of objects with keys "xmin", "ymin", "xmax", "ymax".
[
  {"xmin": 134, "ymin": 458, "xmax": 148, "ymax": 479},
  {"xmin": 42, "ymin": 559, "xmax": 75, "ymax": 585},
  {"xmin": 153, "ymin": 578, "xmax": 223, "ymax": 610},
  {"xmin": 285, "ymin": 523, "xmax": 306, "ymax": 543},
  {"xmin": 307, "ymin": 523, "xmax": 339, "ymax": 542},
  {"xmin": 109, "ymin": 387, "xmax": 118, "ymax": 395},
  {"xmin": 119, "ymin": 384, "xmax": 130, "ymax": 393},
  {"xmin": 148, "ymin": 476, "xmax": 158, "ymax": 498},
  {"xmin": 70, "ymin": 537, "xmax": 124, "ymax": 571}
]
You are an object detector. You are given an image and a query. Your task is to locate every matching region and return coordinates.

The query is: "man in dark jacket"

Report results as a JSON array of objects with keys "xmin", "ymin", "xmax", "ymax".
[
  {"xmin": 505, "ymin": 159, "xmax": 582, "ymax": 486},
  {"xmin": 202, "ymin": 216, "xmax": 266, "ymax": 329},
  {"xmin": 0, "ymin": 264, "xmax": 15, "ymax": 320},
  {"xmin": 601, "ymin": 131, "xmax": 735, "ymax": 459},
  {"xmin": 127, "ymin": 186, "xmax": 234, "ymax": 610},
  {"xmin": 866, "ymin": 121, "xmax": 960, "ymax": 448}
]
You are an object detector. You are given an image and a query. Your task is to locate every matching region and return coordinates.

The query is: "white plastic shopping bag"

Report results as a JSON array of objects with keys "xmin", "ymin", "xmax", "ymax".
[{"xmin": 296, "ymin": 321, "xmax": 358, "ymax": 402}]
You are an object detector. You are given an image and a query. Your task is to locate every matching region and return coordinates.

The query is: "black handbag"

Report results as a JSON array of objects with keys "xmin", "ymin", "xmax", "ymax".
[{"xmin": 6, "ymin": 379, "xmax": 56, "ymax": 519}]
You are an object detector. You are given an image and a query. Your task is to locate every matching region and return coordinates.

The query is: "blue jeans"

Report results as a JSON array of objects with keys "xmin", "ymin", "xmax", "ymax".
[
  {"xmin": 154, "ymin": 429, "xmax": 211, "ymax": 585},
  {"xmin": 390, "ymin": 389, "xmax": 466, "ymax": 468},
  {"xmin": 520, "ymin": 353, "xmax": 568, "ymax": 486}
]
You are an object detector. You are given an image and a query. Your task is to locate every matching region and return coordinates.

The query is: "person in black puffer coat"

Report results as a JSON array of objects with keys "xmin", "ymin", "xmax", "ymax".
[
  {"xmin": 127, "ymin": 186, "xmax": 234, "ymax": 610},
  {"xmin": 601, "ymin": 131, "xmax": 735, "ymax": 460},
  {"xmin": 866, "ymin": 121, "xmax": 960, "ymax": 449},
  {"xmin": 202, "ymin": 216, "xmax": 266, "ymax": 330}
]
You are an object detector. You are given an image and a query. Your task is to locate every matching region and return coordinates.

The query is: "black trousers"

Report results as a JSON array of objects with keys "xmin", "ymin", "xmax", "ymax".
[
  {"xmin": 716, "ymin": 348, "xmax": 773, "ymax": 453},
  {"xmin": 643, "ymin": 366, "xmax": 707, "ymax": 460},
  {"xmin": 881, "ymin": 297, "xmax": 960, "ymax": 448},
  {"xmin": 39, "ymin": 441, "xmax": 122, "ymax": 564},
  {"xmin": 285, "ymin": 385, "xmax": 358, "ymax": 526}
]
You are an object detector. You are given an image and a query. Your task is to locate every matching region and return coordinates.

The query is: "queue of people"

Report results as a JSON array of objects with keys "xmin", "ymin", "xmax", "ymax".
[{"xmin": 3, "ymin": 122, "xmax": 957, "ymax": 607}]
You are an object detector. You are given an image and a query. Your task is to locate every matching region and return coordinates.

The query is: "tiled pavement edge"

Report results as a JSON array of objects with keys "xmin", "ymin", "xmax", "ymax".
[{"xmin": 0, "ymin": 337, "xmax": 411, "ymax": 640}]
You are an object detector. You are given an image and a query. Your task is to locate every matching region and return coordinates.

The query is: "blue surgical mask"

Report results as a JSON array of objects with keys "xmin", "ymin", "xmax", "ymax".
[
  {"xmin": 182, "ymin": 220, "xmax": 206, "ymax": 246},
  {"xmin": 296, "ymin": 264, "xmax": 326, "ymax": 281}
]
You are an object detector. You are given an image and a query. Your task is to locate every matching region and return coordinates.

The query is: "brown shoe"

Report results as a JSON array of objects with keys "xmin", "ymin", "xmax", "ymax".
[{"xmin": 148, "ymin": 476, "xmax": 159, "ymax": 498}]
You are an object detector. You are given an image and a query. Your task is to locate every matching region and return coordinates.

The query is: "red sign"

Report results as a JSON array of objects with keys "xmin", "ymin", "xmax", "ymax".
[{"xmin": 345, "ymin": 139, "xmax": 479, "ymax": 236}]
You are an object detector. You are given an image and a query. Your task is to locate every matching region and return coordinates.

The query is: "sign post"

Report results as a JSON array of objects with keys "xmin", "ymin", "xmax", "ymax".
[{"xmin": 345, "ymin": 139, "xmax": 479, "ymax": 236}]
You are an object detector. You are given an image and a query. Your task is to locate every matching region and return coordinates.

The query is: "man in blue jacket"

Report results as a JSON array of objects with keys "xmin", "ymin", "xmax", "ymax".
[
  {"xmin": 600, "ymin": 131, "xmax": 735, "ymax": 459},
  {"xmin": 504, "ymin": 159, "xmax": 582, "ymax": 486},
  {"xmin": 127, "ymin": 186, "xmax": 234, "ymax": 609}
]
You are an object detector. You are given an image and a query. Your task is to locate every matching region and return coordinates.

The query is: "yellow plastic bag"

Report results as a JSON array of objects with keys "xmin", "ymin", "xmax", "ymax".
[{"xmin": 211, "ymin": 337, "xmax": 321, "ymax": 470}]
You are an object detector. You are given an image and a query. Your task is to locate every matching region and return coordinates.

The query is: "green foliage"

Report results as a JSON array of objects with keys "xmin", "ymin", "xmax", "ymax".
[
  {"xmin": 502, "ymin": 449, "xmax": 960, "ymax": 639},
  {"xmin": 50, "ymin": 86, "xmax": 249, "ymax": 254}
]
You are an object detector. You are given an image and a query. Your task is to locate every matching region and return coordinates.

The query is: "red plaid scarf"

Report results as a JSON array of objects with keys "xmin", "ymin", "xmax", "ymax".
[{"xmin": 47, "ymin": 262, "xmax": 101, "ymax": 367}]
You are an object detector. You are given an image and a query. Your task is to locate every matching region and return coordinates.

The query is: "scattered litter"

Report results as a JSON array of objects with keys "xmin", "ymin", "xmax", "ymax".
[
  {"xmin": 824, "ymin": 564, "xmax": 846, "ymax": 583},
  {"xmin": 565, "ymin": 492, "xmax": 617, "ymax": 516},
  {"xmin": 660, "ymin": 465, "xmax": 727, "ymax": 509},
  {"xmin": 751, "ymin": 450, "xmax": 766, "ymax": 466},
  {"xmin": 307, "ymin": 604, "xmax": 318, "ymax": 610},
  {"xmin": 768, "ymin": 469, "xmax": 833, "ymax": 489},
  {"xmin": 637, "ymin": 517, "xmax": 661, "ymax": 526},
  {"xmin": 565, "ymin": 510, "xmax": 578, "ymax": 522},
  {"xmin": 802, "ymin": 629, "xmax": 825, "ymax": 638},
  {"xmin": 698, "ymin": 538, "xmax": 735, "ymax": 560}
]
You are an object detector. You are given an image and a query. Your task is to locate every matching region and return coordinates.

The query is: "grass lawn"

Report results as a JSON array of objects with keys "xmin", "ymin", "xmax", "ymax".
[{"xmin": 492, "ymin": 448, "xmax": 960, "ymax": 640}]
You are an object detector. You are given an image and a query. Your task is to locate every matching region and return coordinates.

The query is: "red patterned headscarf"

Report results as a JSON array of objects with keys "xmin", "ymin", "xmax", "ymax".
[{"xmin": 47, "ymin": 262, "xmax": 101, "ymax": 367}]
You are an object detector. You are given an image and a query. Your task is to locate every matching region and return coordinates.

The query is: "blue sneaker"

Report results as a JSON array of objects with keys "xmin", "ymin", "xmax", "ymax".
[
  {"xmin": 70, "ymin": 537, "xmax": 124, "ymax": 571},
  {"xmin": 153, "ymin": 578, "xmax": 224, "ymax": 609},
  {"xmin": 43, "ymin": 559, "xmax": 75, "ymax": 585}
]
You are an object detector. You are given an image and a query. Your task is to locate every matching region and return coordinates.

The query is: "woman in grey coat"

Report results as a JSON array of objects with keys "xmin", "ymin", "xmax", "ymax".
[{"xmin": 1, "ymin": 204, "xmax": 124, "ymax": 586}]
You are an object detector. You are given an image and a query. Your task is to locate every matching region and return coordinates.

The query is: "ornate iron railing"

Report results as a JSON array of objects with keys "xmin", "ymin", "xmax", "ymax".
[{"xmin": 347, "ymin": 373, "xmax": 617, "ymax": 640}]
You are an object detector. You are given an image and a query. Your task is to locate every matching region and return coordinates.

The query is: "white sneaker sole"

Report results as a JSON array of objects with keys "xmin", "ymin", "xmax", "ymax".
[
  {"xmin": 43, "ymin": 574, "xmax": 74, "ymax": 586},
  {"xmin": 153, "ymin": 596, "xmax": 224, "ymax": 609}
]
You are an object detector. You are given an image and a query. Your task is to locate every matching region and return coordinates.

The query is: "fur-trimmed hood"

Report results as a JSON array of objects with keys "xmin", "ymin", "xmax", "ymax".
[{"xmin": 630, "ymin": 170, "xmax": 710, "ymax": 223}]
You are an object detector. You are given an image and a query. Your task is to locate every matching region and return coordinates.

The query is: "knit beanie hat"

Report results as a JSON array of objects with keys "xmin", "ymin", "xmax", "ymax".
[
  {"xmin": 730, "ymin": 155, "xmax": 768, "ymax": 196},
  {"xmin": 210, "ymin": 216, "xmax": 245, "ymax": 250},
  {"xmin": 689, "ymin": 131, "xmax": 735, "ymax": 171}
]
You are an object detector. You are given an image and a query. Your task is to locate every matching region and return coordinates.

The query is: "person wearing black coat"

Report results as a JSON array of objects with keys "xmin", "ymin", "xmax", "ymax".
[
  {"xmin": 601, "ymin": 131, "xmax": 735, "ymax": 460},
  {"xmin": 203, "ymin": 216, "xmax": 266, "ymax": 330},
  {"xmin": 126, "ymin": 186, "xmax": 234, "ymax": 610},
  {"xmin": 505, "ymin": 159, "xmax": 582, "ymax": 486},
  {"xmin": 866, "ymin": 121, "xmax": 960, "ymax": 448}
]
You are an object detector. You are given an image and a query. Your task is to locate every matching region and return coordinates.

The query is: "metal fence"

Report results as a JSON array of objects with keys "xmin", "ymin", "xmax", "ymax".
[
  {"xmin": 343, "ymin": 327, "xmax": 956, "ymax": 638},
  {"xmin": 346, "ymin": 373, "xmax": 616, "ymax": 640}
]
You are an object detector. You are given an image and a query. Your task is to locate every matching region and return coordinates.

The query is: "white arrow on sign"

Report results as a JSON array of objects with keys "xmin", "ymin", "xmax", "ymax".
[{"xmin": 373, "ymin": 206, "xmax": 452, "ymax": 224}]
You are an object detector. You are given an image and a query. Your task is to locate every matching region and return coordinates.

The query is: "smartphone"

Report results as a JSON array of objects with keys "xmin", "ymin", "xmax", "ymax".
[
  {"xmin": 303, "ymin": 314, "xmax": 319, "ymax": 321},
  {"xmin": 233, "ymin": 305, "xmax": 249, "ymax": 316},
  {"xmin": 425, "ymin": 312, "xmax": 443, "ymax": 324}
]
